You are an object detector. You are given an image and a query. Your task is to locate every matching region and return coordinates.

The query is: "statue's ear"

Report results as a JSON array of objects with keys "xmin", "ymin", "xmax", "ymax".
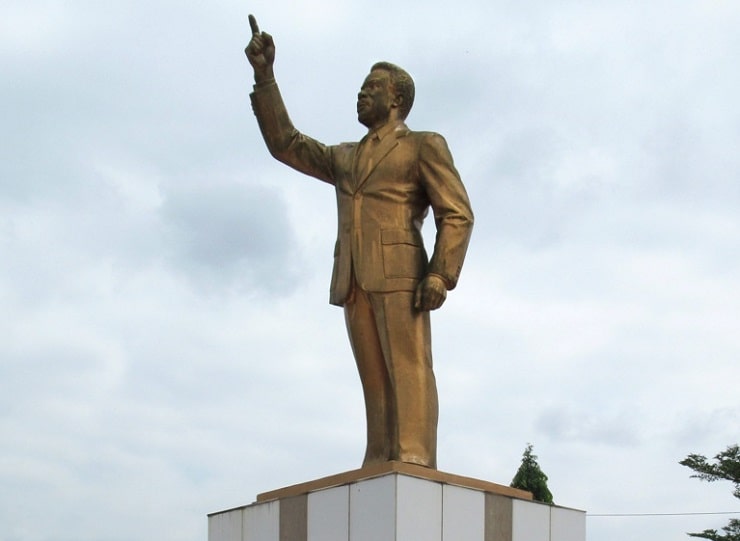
[{"xmin": 392, "ymin": 93, "xmax": 403, "ymax": 110}]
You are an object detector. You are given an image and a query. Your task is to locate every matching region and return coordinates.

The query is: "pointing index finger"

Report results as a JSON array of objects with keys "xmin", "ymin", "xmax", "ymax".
[{"xmin": 249, "ymin": 14, "xmax": 260, "ymax": 36}]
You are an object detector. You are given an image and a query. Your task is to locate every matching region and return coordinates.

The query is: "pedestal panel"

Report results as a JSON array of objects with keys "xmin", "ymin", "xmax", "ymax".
[
  {"xmin": 307, "ymin": 485, "xmax": 349, "ymax": 541},
  {"xmin": 443, "ymin": 484, "xmax": 485, "ymax": 540}
]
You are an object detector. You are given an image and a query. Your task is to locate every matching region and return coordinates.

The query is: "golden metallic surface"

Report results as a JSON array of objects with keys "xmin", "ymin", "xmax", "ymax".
[
  {"xmin": 254, "ymin": 461, "xmax": 534, "ymax": 503},
  {"xmin": 246, "ymin": 16, "xmax": 473, "ymax": 469}
]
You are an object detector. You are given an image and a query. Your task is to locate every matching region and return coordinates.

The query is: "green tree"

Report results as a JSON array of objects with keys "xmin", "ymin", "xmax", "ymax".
[
  {"xmin": 511, "ymin": 443, "xmax": 554, "ymax": 504},
  {"xmin": 680, "ymin": 444, "xmax": 740, "ymax": 541}
]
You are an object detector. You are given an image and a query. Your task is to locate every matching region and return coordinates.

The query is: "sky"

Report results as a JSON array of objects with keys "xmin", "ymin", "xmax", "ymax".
[{"xmin": 1, "ymin": 0, "xmax": 738, "ymax": 540}]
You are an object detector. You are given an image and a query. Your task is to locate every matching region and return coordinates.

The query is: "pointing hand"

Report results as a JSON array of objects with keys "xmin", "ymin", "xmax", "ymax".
[{"xmin": 245, "ymin": 14, "xmax": 275, "ymax": 83}]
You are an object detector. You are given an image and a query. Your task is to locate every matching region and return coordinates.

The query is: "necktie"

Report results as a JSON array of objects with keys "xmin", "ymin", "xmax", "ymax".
[{"xmin": 356, "ymin": 133, "xmax": 377, "ymax": 183}]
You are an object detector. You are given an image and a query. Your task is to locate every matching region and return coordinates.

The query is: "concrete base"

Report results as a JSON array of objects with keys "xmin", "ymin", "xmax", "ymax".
[{"xmin": 208, "ymin": 462, "xmax": 585, "ymax": 541}]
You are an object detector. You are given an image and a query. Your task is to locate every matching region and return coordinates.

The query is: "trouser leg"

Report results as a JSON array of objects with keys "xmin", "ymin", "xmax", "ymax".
[
  {"xmin": 373, "ymin": 290, "xmax": 438, "ymax": 468},
  {"xmin": 344, "ymin": 287, "xmax": 395, "ymax": 466}
]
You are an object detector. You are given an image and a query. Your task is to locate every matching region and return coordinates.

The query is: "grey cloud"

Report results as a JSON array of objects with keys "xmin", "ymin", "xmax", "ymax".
[
  {"xmin": 671, "ymin": 410, "xmax": 740, "ymax": 455},
  {"xmin": 161, "ymin": 181, "xmax": 302, "ymax": 295},
  {"xmin": 536, "ymin": 407, "xmax": 640, "ymax": 447}
]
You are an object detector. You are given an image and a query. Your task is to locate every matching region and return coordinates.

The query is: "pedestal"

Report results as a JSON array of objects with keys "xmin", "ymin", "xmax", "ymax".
[{"xmin": 208, "ymin": 461, "xmax": 585, "ymax": 541}]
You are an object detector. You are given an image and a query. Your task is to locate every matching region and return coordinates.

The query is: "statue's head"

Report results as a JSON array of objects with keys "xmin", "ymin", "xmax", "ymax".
[
  {"xmin": 370, "ymin": 62, "xmax": 415, "ymax": 120},
  {"xmin": 357, "ymin": 62, "xmax": 415, "ymax": 128}
]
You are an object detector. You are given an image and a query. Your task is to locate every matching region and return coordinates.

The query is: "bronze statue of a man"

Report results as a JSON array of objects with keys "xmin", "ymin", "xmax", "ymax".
[{"xmin": 245, "ymin": 15, "xmax": 473, "ymax": 469}]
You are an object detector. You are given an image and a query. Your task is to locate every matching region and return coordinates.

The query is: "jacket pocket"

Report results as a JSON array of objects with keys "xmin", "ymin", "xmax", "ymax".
[{"xmin": 381, "ymin": 229, "xmax": 426, "ymax": 279}]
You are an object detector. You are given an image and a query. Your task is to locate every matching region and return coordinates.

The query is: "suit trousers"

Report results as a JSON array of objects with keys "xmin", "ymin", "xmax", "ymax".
[{"xmin": 343, "ymin": 280, "xmax": 438, "ymax": 468}]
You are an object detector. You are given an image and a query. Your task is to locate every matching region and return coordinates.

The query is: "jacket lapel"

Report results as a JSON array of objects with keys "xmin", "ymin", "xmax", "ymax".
[
  {"xmin": 351, "ymin": 135, "xmax": 369, "ymax": 191},
  {"xmin": 354, "ymin": 124, "xmax": 409, "ymax": 191}
]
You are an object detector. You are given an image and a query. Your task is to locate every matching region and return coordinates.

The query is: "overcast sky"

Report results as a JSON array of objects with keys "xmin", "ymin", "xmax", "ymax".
[{"xmin": 1, "ymin": 1, "xmax": 739, "ymax": 540}]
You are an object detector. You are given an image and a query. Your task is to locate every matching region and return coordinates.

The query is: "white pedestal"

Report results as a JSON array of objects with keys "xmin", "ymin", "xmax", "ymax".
[{"xmin": 208, "ymin": 462, "xmax": 585, "ymax": 541}]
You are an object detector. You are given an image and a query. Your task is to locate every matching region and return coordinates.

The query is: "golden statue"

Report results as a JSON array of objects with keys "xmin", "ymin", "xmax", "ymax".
[{"xmin": 245, "ymin": 15, "xmax": 473, "ymax": 469}]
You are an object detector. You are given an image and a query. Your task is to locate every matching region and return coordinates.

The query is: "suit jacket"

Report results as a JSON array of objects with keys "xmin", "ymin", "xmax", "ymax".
[{"xmin": 251, "ymin": 80, "xmax": 474, "ymax": 306}]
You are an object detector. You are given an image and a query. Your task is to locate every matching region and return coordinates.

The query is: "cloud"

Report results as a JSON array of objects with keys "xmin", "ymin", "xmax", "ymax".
[
  {"xmin": 535, "ymin": 406, "xmax": 640, "ymax": 446},
  {"xmin": 160, "ymin": 180, "xmax": 302, "ymax": 295}
]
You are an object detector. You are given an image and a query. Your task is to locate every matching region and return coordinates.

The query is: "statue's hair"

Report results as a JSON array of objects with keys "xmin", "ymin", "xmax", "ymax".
[{"xmin": 371, "ymin": 61, "xmax": 415, "ymax": 120}]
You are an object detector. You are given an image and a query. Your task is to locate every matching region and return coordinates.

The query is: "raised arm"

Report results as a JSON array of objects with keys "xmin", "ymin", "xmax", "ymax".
[{"xmin": 244, "ymin": 15, "xmax": 336, "ymax": 185}]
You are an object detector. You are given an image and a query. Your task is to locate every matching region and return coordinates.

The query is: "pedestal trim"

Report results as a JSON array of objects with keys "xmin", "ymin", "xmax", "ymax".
[{"xmin": 256, "ymin": 461, "xmax": 532, "ymax": 502}]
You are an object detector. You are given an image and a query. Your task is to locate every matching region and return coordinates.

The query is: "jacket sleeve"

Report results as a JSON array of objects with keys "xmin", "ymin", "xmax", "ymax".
[
  {"xmin": 250, "ymin": 80, "xmax": 336, "ymax": 185},
  {"xmin": 418, "ymin": 133, "xmax": 474, "ymax": 290}
]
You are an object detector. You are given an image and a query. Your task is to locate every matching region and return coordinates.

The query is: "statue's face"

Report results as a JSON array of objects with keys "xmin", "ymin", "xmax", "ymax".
[{"xmin": 357, "ymin": 69, "xmax": 395, "ymax": 129}]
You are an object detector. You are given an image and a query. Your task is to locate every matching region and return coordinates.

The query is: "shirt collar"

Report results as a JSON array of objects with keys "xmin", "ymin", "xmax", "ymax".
[{"xmin": 367, "ymin": 120, "xmax": 404, "ymax": 142}]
